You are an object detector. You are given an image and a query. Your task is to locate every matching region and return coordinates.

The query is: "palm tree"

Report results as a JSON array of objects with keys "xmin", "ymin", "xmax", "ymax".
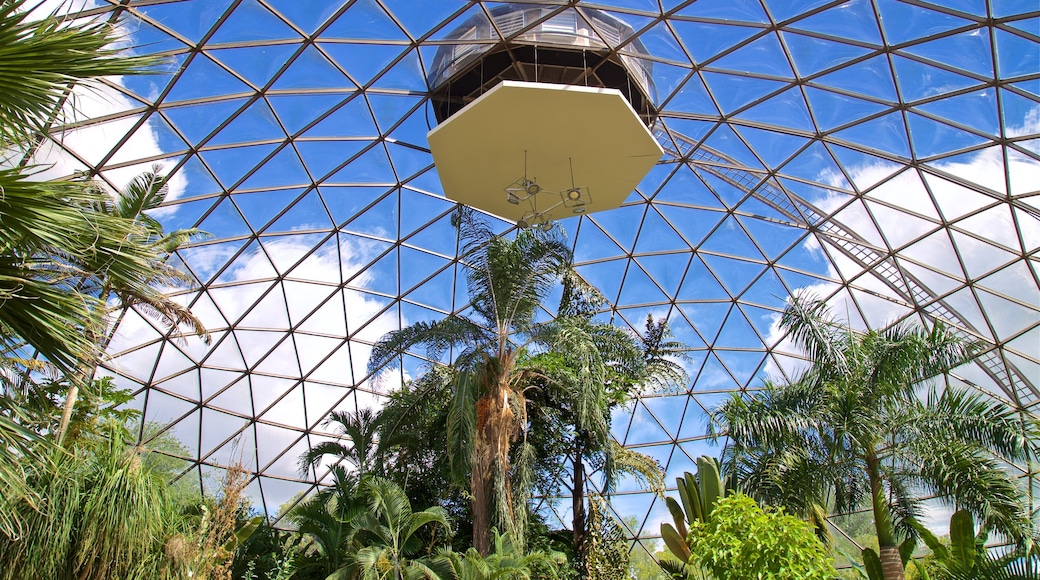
[
  {"xmin": 352, "ymin": 477, "xmax": 452, "ymax": 580},
  {"xmin": 299, "ymin": 408, "xmax": 385, "ymax": 480},
  {"xmin": 55, "ymin": 167, "xmax": 209, "ymax": 443},
  {"xmin": 288, "ymin": 465, "xmax": 367, "ymax": 579},
  {"xmin": 368, "ymin": 208, "xmax": 573, "ymax": 555},
  {"xmin": 0, "ymin": 0, "xmax": 162, "ymax": 536},
  {"xmin": 431, "ymin": 529, "xmax": 565, "ymax": 580},
  {"xmin": 711, "ymin": 293, "xmax": 1037, "ymax": 580}
]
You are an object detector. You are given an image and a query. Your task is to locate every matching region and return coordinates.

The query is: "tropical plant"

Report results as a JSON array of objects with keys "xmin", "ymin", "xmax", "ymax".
[
  {"xmin": 0, "ymin": 427, "xmax": 185, "ymax": 580},
  {"xmin": 711, "ymin": 293, "xmax": 1037, "ymax": 580},
  {"xmin": 287, "ymin": 465, "xmax": 367, "ymax": 579},
  {"xmin": 368, "ymin": 208, "xmax": 574, "ymax": 555},
  {"xmin": 658, "ymin": 455, "xmax": 733, "ymax": 577},
  {"xmin": 0, "ymin": 0, "xmax": 161, "ymax": 531},
  {"xmin": 527, "ymin": 277, "xmax": 686, "ymax": 559},
  {"xmin": 432, "ymin": 528, "xmax": 566, "ymax": 580},
  {"xmin": 350, "ymin": 476, "xmax": 452, "ymax": 580},
  {"xmin": 906, "ymin": 509, "xmax": 1039, "ymax": 580},
  {"xmin": 54, "ymin": 167, "xmax": 209, "ymax": 444},
  {"xmin": 299, "ymin": 408, "xmax": 386, "ymax": 480},
  {"xmin": 682, "ymin": 493, "xmax": 836, "ymax": 580}
]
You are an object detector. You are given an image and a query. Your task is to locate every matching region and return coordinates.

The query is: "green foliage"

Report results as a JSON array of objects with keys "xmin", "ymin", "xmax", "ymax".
[
  {"xmin": 583, "ymin": 496, "xmax": 629, "ymax": 580},
  {"xmin": 684, "ymin": 494, "xmax": 836, "ymax": 580},
  {"xmin": 660, "ymin": 456, "xmax": 733, "ymax": 571},
  {"xmin": 711, "ymin": 293, "xmax": 1036, "ymax": 579},
  {"xmin": 909, "ymin": 509, "xmax": 1040, "ymax": 580},
  {"xmin": 432, "ymin": 529, "xmax": 567, "ymax": 580},
  {"xmin": 0, "ymin": 429, "xmax": 186, "ymax": 580}
]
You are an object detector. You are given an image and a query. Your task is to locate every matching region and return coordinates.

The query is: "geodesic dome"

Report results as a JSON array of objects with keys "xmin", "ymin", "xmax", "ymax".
[{"xmin": 39, "ymin": 0, "xmax": 1039, "ymax": 544}]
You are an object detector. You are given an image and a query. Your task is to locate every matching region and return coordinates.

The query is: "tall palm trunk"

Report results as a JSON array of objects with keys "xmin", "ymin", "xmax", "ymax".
[
  {"xmin": 572, "ymin": 436, "xmax": 587, "ymax": 556},
  {"xmin": 867, "ymin": 453, "xmax": 904, "ymax": 580},
  {"xmin": 472, "ymin": 378, "xmax": 518, "ymax": 555}
]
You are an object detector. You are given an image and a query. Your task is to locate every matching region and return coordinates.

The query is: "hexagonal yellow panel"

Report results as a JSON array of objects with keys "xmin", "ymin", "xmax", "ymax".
[{"xmin": 427, "ymin": 81, "xmax": 663, "ymax": 225}]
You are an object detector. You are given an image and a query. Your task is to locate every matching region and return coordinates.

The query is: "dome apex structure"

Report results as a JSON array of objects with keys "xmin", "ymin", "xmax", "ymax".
[{"xmin": 30, "ymin": 0, "xmax": 1040, "ymax": 557}]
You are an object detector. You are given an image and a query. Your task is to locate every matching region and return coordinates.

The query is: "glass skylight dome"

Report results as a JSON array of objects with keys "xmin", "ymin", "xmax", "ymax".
[{"xmin": 40, "ymin": 0, "xmax": 1039, "ymax": 546}]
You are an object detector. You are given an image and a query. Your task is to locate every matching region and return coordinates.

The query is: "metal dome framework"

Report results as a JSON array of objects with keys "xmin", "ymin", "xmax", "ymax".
[{"xmin": 37, "ymin": 0, "xmax": 1040, "ymax": 552}]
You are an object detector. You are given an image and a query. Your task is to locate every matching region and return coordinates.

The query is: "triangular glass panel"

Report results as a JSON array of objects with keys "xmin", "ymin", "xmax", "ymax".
[
  {"xmin": 209, "ymin": 99, "xmax": 285, "ymax": 146},
  {"xmin": 907, "ymin": 112, "xmax": 992, "ymax": 159},
  {"xmin": 677, "ymin": 0, "xmax": 768, "ymax": 22},
  {"xmin": 915, "ymin": 89, "xmax": 1000, "ymax": 138},
  {"xmin": 950, "ymin": 229, "xmax": 1019, "ymax": 280},
  {"xmin": 898, "ymin": 229, "xmax": 967, "ymax": 282},
  {"xmin": 677, "ymin": 302, "xmax": 731, "ymax": 344},
  {"xmin": 693, "ymin": 351, "xmax": 740, "ymax": 392},
  {"xmin": 617, "ymin": 263, "xmax": 671, "ymax": 308},
  {"xmin": 163, "ymin": 98, "xmax": 249, "ymax": 146},
  {"xmin": 200, "ymin": 143, "xmax": 278, "ymax": 188},
  {"xmin": 403, "ymin": 210, "xmax": 459, "ymax": 258},
  {"xmin": 270, "ymin": 45, "xmax": 356, "ymax": 91},
  {"xmin": 652, "ymin": 166, "xmax": 726, "ymax": 209},
  {"xmin": 399, "ymin": 190, "xmax": 452, "ymax": 240},
  {"xmin": 240, "ymin": 146, "xmax": 311, "ymax": 190},
  {"xmin": 833, "ymin": 112, "xmax": 912, "ymax": 159},
  {"xmin": 320, "ymin": 0, "xmax": 408, "ymax": 41},
  {"xmin": 264, "ymin": 233, "xmax": 330, "ymax": 275},
  {"xmin": 206, "ymin": 374, "xmax": 252, "ymax": 415},
  {"xmin": 124, "ymin": 13, "xmax": 190, "ymax": 54},
  {"xmin": 828, "ymin": 145, "xmax": 904, "ymax": 191},
  {"xmin": 143, "ymin": 388, "xmax": 198, "ymax": 431},
  {"xmin": 136, "ymin": 1, "xmax": 234, "ymax": 44},
  {"xmin": 876, "ymin": 0, "xmax": 976, "ymax": 45},
  {"xmin": 208, "ymin": 44, "xmax": 298, "ymax": 89},
  {"xmin": 781, "ymin": 31, "xmax": 872, "ymax": 77},
  {"xmin": 198, "ymin": 196, "xmax": 252, "ymax": 238},
  {"xmin": 399, "ymin": 246, "xmax": 450, "ymax": 294},
  {"xmin": 572, "ymin": 219, "xmax": 627, "ymax": 263},
  {"xmin": 635, "ymin": 253, "xmax": 692, "ymax": 298},
  {"xmin": 696, "ymin": 169, "xmax": 760, "ymax": 209},
  {"xmin": 738, "ymin": 215, "xmax": 808, "ymax": 261},
  {"xmin": 715, "ymin": 347, "xmax": 768, "ymax": 387},
  {"xmin": 232, "ymin": 189, "xmax": 302, "ymax": 232},
  {"xmin": 776, "ymin": 140, "xmax": 847, "ymax": 190},
  {"xmin": 267, "ymin": 190, "xmax": 334, "ymax": 234},
  {"xmin": 402, "ymin": 265, "xmax": 457, "ymax": 314},
  {"xmin": 199, "ymin": 408, "xmax": 250, "ymax": 461},
  {"xmin": 320, "ymin": 43, "xmax": 409, "ymax": 88},
  {"xmin": 203, "ymin": 328, "xmax": 248, "ymax": 372},
  {"xmin": 890, "ymin": 55, "xmax": 983, "ymax": 103},
  {"xmin": 736, "ymin": 87, "xmax": 815, "ymax": 134},
  {"xmin": 264, "ymin": 0, "xmax": 341, "ymax": 35},
  {"xmin": 296, "ymin": 140, "xmax": 368, "ymax": 181},
  {"xmin": 589, "ymin": 204, "xmax": 646, "ymax": 253},
  {"xmin": 200, "ymin": 367, "xmax": 244, "ymax": 402},
  {"xmin": 366, "ymin": 94, "xmax": 424, "ymax": 136},
  {"xmin": 700, "ymin": 216, "xmax": 766, "ymax": 261},
  {"xmin": 267, "ymin": 93, "xmax": 350, "ymax": 136},
  {"xmin": 165, "ymin": 54, "xmax": 253, "ymax": 103},
  {"xmin": 292, "ymin": 334, "xmax": 345, "ymax": 377},
  {"xmin": 239, "ymin": 285, "xmax": 291, "ymax": 331},
  {"xmin": 340, "ymin": 189, "xmax": 397, "ymax": 238},
  {"xmin": 330, "ymin": 144, "xmax": 396, "ymax": 185},
  {"xmin": 154, "ymin": 344, "xmax": 198, "ymax": 386},
  {"xmin": 701, "ymin": 71, "xmax": 789, "ymax": 114},
  {"xmin": 767, "ymin": 0, "xmax": 837, "ymax": 23},
  {"xmin": 676, "ymin": 254, "xmax": 731, "ymax": 301},
  {"xmin": 740, "ymin": 267, "xmax": 791, "ymax": 309},
  {"xmin": 712, "ymin": 32, "xmax": 796, "ymax": 79},
  {"xmin": 867, "ymin": 200, "xmax": 940, "ymax": 250},
  {"xmin": 379, "ymin": 0, "xmax": 459, "ymax": 38},
  {"xmin": 621, "ymin": 400, "xmax": 674, "ymax": 446},
  {"xmin": 815, "ymin": 56, "xmax": 898, "ymax": 105},
  {"xmin": 371, "ymin": 49, "xmax": 428, "ymax": 92},
  {"xmin": 575, "ymin": 259, "xmax": 628, "ymax": 304},
  {"xmin": 633, "ymin": 207, "xmax": 689, "ymax": 254},
  {"xmin": 209, "ymin": 0, "xmax": 302, "ymax": 43},
  {"xmin": 386, "ymin": 141, "xmax": 433, "ymax": 182},
  {"xmin": 361, "ymin": 248, "xmax": 399, "ymax": 296},
  {"xmin": 702, "ymin": 254, "xmax": 767, "ymax": 296},
  {"xmin": 622, "ymin": 21, "xmax": 688, "ymax": 65},
  {"xmin": 660, "ymin": 74, "xmax": 720, "ymax": 117},
  {"xmin": 670, "ymin": 20, "xmax": 761, "ymax": 65},
  {"xmin": 790, "ymin": 0, "xmax": 882, "ymax": 45},
  {"xmin": 901, "ymin": 30, "xmax": 994, "ymax": 78}
]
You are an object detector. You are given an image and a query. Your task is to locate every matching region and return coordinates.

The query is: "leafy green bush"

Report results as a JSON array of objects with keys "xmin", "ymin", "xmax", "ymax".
[{"xmin": 685, "ymin": 493, "xmax": 835, "ymax": 580}]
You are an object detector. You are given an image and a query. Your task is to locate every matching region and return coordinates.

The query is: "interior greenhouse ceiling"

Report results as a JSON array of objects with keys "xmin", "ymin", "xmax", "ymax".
[{"xmin": 40, "ymin": 0, "xmax": 1039, "ymax": 541}]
